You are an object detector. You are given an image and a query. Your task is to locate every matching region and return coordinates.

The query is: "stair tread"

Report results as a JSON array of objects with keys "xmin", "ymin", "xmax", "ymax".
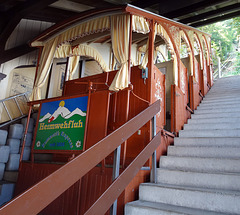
[
  {"xmin": 160, "ymin": 156, "xmax": 240, "ymax": 174},
  {"xmin": 168, "ymin": 145, "xmax": 240, "ymax": 157},
  {"xmin": 126, "ymin": 200, "xmax": 230, "ymax": 215},
  {"xmin": 141, "ymin": 182, "xmax": 240, "ymax": 196},
  {"xmin": 139, "ymin": 177, "xmax": 240, "ymax": 213},
  {"xmin": 157, "ymin": 169, "xmax": 240, "ymax": 191},
  {"xmin": 158, "ymin": 168, "xmax": 240, "ymax": 178},
  {"xmin": 126, "ymin": 77, "xmax": 240, "ymax": 215},
  {"xmin": 183, "ymin": 123, "xmax": 240, "ymax": 130},
  {"xmin": 161, "ymin": 155, "xmax": 240, "ymax": 162}
]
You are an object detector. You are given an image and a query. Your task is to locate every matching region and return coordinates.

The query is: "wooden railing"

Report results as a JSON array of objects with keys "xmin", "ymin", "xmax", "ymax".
[{"xmin": 0, "ymin": 100, "xmax": 161, "ymax": 215}]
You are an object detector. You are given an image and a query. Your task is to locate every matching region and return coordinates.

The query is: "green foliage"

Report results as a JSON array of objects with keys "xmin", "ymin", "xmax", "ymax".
[{"xmin": 199, "ymin": 17, "xmax": 240, "ymax": 76}]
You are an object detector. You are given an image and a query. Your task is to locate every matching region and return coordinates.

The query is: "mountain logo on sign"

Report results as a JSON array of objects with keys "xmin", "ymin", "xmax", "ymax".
[{"xmin": 39, "ymin": 100, "xmax": 86, "ymax": 123}]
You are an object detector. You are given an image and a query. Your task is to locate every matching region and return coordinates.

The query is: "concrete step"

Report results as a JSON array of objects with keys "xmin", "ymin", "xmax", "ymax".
[
  {"xmin": 167, "ymin": 146, "xmax": 240, "ymax": 159},
  {"xmin": 179, "ymin": 129, "xmax": 240, "ymax": 138},
  {"xmin": 174, "ymin": 137, "xmax": 240, "ymax": 147},
  {"xmin": 205, "ymin": 93, "xmax": 239, "ymax": 98},
  {"xmin": 207, "ymin": 92, "xmax": 240, "ymax": 96},
  {"xmin": 201, "ymin": 95, "xmax": 240, "ymax": 104},
  {"xmin": 196, "ymin": 103, "xmax": 240, "ymax": 110},
  {"xmin": 191, "ymin": 112, "xmax": 240, "ymax": 119},
  {"xmin": 159, "ymin": 156, "xmax": 240, "ymax": 174},
  {"xmin": 201, "ymin": 97, "xmax": 240, "ymax": 104},
  {"xmin": 187, "ymin": 117, "xmax": 240, "ymax": 124},
  {"xmin": 206, "ymin": 92, "xmax": 240, "ymax": 97},
  {"xmin": 125, "ymin": 200, "xmax": 226, "ymax": 215},
  {"xmin": 183, "ymin": 123, "xmax": 240, "ymax": 130},
  {"xmin": 198, "ymin": 100, "xmax": 240, "ymax": 107},
  {"xmin": 157, "ymin": 169, "xmax": 240, "ymax": 191},
  {"xmin": 194, "ymin": 107, "xmax": 240, "ymax": 114},
  {"xmin": 139, "ymin": 183, "xmax": 240, "ymax": 214}
]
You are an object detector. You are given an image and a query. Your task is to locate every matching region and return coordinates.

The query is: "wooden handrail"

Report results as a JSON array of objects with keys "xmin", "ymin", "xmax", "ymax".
[
  {"xmin": 161, "ymin": 129, "xmax": 175, "ymax": 138},
  {"xmin": 0, "ymin": 100, "xmax": 160, "ymax": 215},
  {"xmin": 186, "ymin": 105, "xmax": 194, "ymax": 114},
  {"xmin": 199, "ymin": 91, "xmax": 204, "ymax": 99},
  {"xmin": 85, "ymin": 132, "xmax": 161, "ymax": 215}
]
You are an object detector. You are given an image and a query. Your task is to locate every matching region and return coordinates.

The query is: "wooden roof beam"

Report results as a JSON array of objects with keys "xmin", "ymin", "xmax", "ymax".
[
  {"xmin": 161, "ymin": 0, "xmax": 227, "ymax": 19},
  {"xmin": 132, "ymin": 32, "xmax": 148, "ymax": 43},
  {"xmin": 191, "ymin": 10, "xmax": 240, "ymax": 27},
  {"xmin": 179, "ymin": 3, "xmax": 240, "ymax": 24},
  {"xmin": 26, "ymin": 6, "xmax": 80, "ymax": 23},
  {"xmin": 0, "ymin": 44, "xmax": 37, "ymax": 65},
  {"xmin": 0, "ymin": 0, "xmax": 57, "ymax": 53}
]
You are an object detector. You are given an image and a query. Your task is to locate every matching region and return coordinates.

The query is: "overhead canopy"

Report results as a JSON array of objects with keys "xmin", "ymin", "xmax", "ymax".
[
  {"xmin": 30, "ymin": 5, "xmax": 211, "ymax": 101},
  {"xmin": 30, "ymin": 6, "xmax": 152, "ymax": 100}
]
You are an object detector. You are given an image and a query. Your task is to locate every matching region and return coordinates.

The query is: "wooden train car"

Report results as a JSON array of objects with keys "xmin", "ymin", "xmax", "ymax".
[{"xmin": 4, "ymin": 4, "xmax": 213, "ymax": 215}]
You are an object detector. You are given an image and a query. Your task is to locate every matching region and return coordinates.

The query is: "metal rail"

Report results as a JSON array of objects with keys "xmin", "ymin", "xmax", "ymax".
[
  {"xmin": 0, "ymin": 92, "xmax": 30, "ymax": 127},
  {"xmin": 0, "ymin": 100, "xmax": 160, "ymax": 215}
]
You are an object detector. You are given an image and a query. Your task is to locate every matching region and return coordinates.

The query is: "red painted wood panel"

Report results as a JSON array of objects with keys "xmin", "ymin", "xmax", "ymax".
[
  {"xmin": 203, "ymin": 58, "xmax": 208, "ymax": 96},
  {"xmin": 151, "ymin": 65, "xmax": 165, "ymax": 132},
  {"xmin": 189, "ymin": 75, "xmax": 201, "ymax": 110},
  {"xmin": 15, "ymin": 163, "xmax": 80, "ymax": 215},
  {"xmin": 85, "ymin": 90, "xmax": 110, "ymax": 149},
  {"xmin": 179, "ymin": 61, "xmax": 190, "ymax": 123},
  {"xmin": 63, "ymin": 71, "xmax": 117, "ymax": 96},
  {"xmin": 117, "ymin": 66, "xmax": 150, "ymax": 164},
  {"xmin": 171, "ymin": 85, "xmax": 185, "ymax": 134}
]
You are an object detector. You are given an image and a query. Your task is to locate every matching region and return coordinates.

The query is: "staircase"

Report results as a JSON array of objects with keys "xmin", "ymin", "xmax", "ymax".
[{"xmin": 125, "ymin": 75, "xmax": 240, "ymax": 214}]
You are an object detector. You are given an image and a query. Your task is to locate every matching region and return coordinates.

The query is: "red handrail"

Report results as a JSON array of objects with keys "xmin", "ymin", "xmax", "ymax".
[
  {"xmin": 85, "ymin": 133, "xmax": 161, "ymax": 214},
  {"xmin": 0, "ymin": 100, "xmax": 160, "ymax": 215}
]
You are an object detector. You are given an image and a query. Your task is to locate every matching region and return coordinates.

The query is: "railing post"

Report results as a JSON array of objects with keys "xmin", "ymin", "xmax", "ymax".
[
  {"xmin": 110, "ymin": 145, "xmax": 121, "ymax": 215},
  {"xmin": 218, "ymin": 57, "xmax": 221, "ymax": 78},
  {"xmin": 2, "ymin": 101, "xmax": 12, "ymax": 121},
  {"xmin": 14, "ymin": 98, "xmax": 24, "ymax": 116},
  {"xmin": 150, "ymin": 115, "xmax": 157, "ymax": 183},
  {"xmin": 20, "ymin": 105, "xmax": 32, "ymax": 165}
]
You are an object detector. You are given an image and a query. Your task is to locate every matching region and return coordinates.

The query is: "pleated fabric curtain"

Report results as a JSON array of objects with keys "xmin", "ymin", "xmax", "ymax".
[
  {"xmin": 30, "ymin": 38, "xmax": 58, "ymax": 101},
  {"xmin": 109, "ymin": 14, "xmax": 130, "ymax": 91},
  {"xmin": 30, "ymin": 16, "xmax": 110, "ymax": 101}
]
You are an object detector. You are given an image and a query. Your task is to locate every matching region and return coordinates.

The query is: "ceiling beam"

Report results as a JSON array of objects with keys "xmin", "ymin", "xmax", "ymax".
[
  {"xmin": 161, "ymin": 0, "xmax": 227, "ymax": 19},
  {"xmin": 191, "ymin": 10, "xmax": 240, "ymax": 27},
  {"xmin": 0, "ymin": 44, "xmax": 37, "ymax": 65},
  {"xmin": 69, "ymin": 0, "xmax": 113, "ymax": 9},
  {"xmin": 132, "ymin": 33, "xmax": 148, "ymax": 44},
  {"xmin": 179, "ymin": 3, "xmax": 240, "ymax": 24},
  {"xmin": 26, "ymin": 6, "xmax": 80, "ymax": 23},
  {"xmin": 132, "ymin": 0, "xmax": 163, "ymax": 9},
  {"xmin": 0, "ymin": 0, "xmax": 57, "ymax": 52}
]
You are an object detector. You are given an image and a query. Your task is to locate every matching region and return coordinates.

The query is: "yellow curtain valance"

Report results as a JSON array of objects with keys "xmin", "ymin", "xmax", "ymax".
[
  {"xmin": 132, "ymin": 15, "xmax": 150, "ymax": 34},
  {"xmin": 54, "ymin": 43, "xmax": 109, "ymax": 80},
  {"xmin": 155, "ymin": 46, "xmax": 168, "ymax": 62},
  {"xmin": 54, "ymin": 44, "xmax": 72, "ymax": 58},
  {"xmin": 30, "ymin": 42, "xmax": 109, "ymax": 100},
  {"xmin": 72, "ymin": 44, "xmax": 109, "ymax": 72},
  {"xmin": 55, "ymin": 16, "xmax": 110, "ymax": 47},
  {"xmin": 53, "ymin": 43, "xmax": 109, "ymax": 72},
  {"xmin": 155, "ymin": 23, "xmax": 174, "ymax": 51}
]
